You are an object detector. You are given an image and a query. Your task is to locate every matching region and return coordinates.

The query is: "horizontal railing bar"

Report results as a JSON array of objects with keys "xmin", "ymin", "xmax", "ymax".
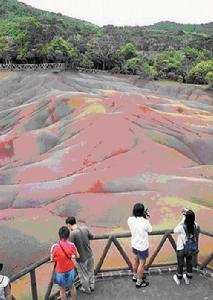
[
  {"xmin": 10, "ymin": 227, "xmax": 213, "ymax": 283},
  {"xmin": 92, "ymin": 229, "xmax": 173, "ymax": 240},
  {"xmin": 149, "ymin": 262, "xmax": 177, "ymax": 268},
  {"xmin": 10, "ymin": 256, "xmax": 50, "ymax": 282},
  {"xmin": 99, "ymin": 267, "xmax": 130, "ymax": 273},
  {"xmin": 199, "ymin": 229, "xmax": 213, "ymax": 238},
  {"xmin": 99, "ymin": 263, "xmax": 178, "ymax": 273}
]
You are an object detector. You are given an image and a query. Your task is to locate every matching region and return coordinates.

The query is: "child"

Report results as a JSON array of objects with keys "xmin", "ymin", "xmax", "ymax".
[{"xmin": 51, "ymin": 226, "xmax": 79, "ymax": 300}]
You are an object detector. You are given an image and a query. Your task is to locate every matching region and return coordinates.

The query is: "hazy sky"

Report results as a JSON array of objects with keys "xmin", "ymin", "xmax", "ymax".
[{"xmin": 20, "ymin": 0, "xmax": 213, "ymax": 26}]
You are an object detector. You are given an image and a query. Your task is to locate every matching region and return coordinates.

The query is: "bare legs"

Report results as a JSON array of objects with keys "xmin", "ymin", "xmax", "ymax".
[
  {"xmin": 70, "ymin": 285, "xmax": 76, "ymax": 300},
  {"xmin": 59, "ymin": 287, "xmax": 66, "ymax": 300},
  {"xmin": 59, "ymin": 286, "xmax": 76, "ymax": 300},
  {"xmin": 133, "ymin": 255, "xmax": 146, "ymax": 281}
]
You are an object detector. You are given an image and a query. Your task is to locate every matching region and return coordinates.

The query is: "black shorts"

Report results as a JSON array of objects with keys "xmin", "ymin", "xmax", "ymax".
[{"xmin": 132, "ymin": 248, "xmax": 149, "ymax": 260}]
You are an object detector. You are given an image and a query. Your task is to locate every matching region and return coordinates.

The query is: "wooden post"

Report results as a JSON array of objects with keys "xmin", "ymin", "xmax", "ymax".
[
  {"xmin": 44, "ymin": 267, "xmax": 55, "ymax": 300},
  {"xmin": 30, "ymin": 270, "xmax": 38, "ymax": 300},
  {"xmin": 146, "ymin": 233, "xmax": 169, "ymax": 269},
  {"xmin": 199, "ymin": 252, "xmax": 213, "ymax": 270},
  {"xmin": 167, "ymin": 234, "xmax": 177, "ymax": 252},
  {"xmin": 94, "ymin": 236, "xmax": 113, "ymax": 275},
  {"xmin": 112, "ymin": 237, "xmax": 133, "ymax": 271}
]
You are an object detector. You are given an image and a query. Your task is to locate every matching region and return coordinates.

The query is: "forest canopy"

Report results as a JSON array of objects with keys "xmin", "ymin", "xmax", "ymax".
[{"xmin": 0, "ymin": 0, "xmax": 213, "ymax": 85}]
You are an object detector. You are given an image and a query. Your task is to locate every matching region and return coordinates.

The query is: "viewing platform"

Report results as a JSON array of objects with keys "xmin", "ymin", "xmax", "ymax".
[
  {"xmin": 10, "ymin": 228, "xmax": 213, "ymax": 299},
  {"xmin": 75, "ymin": 271, "xmax": 213, "ymax": 300}
]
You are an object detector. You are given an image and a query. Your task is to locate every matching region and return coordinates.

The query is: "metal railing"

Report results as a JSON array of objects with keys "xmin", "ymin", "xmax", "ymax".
[{"xmin": 10, "ymin": 227, "xmax": 213, "ymax": 300}]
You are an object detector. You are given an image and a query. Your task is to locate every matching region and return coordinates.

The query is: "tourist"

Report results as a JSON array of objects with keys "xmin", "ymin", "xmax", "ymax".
[
  {"xmin": 128, "ymin": 203, "xmax": 152, "ymax": 288},
  {"xmin": 50, "ymin": 226, "xmax": 79, "ymax": 300},
  {"xmin": 0, "ymin": 263, "xmax": 12, "ymax": 300},
  {"xmin": 66, "ymin": 216, "xmax": 95, "ymax": 294},
  {"xmin": 173, "ymin": 209, "xmax": 198, "ymax": 285}
]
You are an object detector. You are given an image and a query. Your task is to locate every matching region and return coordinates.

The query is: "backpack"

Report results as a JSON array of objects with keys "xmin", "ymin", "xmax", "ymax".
[{"xmin": 183, "ymin": 224, "xmax": 199, "ymax": 255}]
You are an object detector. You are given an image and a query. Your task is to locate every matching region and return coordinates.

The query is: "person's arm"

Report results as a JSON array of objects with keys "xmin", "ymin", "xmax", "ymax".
[
  {"xmin": 50, "ymin": 244, "xmax": 57, "ymax": 262},
  {"xmin": 71, "ymin": 244, "xmax": 80, "ymax": 259},
  {"xmin": 72, "ymin": 250, "xmax": 80, "ymax": 259},
  {"xmin": 174, "ymin": 216, "xmax": 185, "ymax": 233},
  {"xmin": 4, "ymin": 283, "xmax": 12, "ymax": 300},
  {"xmin": 127, "ymin": 217, "xmax": 132, "ymax": 229},
  {"xmin": 146, "ymin": 220, "xmax": 152, "ymax": 233},
  {"xmin": 87, "ymin": 228, "xmax": 94, "ymax": 240}
]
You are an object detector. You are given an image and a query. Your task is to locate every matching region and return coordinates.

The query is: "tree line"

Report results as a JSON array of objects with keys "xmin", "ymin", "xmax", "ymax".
[{"xmin": 0, "ymin": 0, "xmax": 213, "ymax": 87}]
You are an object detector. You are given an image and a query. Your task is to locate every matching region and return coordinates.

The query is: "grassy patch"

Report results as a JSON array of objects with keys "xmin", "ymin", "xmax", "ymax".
[
  {"xmin": 160, "ymin": 196, "xmax": 202, "ymax": 211},
  {"xmin": 191, "ymin": 196, "xmax": 213, "ymax": 209}
]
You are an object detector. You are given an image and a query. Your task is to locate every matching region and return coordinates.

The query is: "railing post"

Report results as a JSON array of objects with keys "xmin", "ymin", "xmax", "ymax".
[
  {"xmin": 30, "ymin": 270, "xmax": 38, "ymax": 300},
  {"xmin": 112, "ymin": 236, "xmax": 133, "ymax": 271},
  {"xmin": 167, "ymin": 234, "xmax": 177, "ymax": 251},
  {"xmin": 146, "ymin": 232, "xmax": 169, "ymax": 269},
  {"xmin": 94, "ymin": 236, "xmax": 113, "ymax": 275},
  {"xmin": 45, "ymin": 267, "xmax": 55, "ymax": 300},
  {"xmin": 199, "ymin": 252, "xmax": 213, "ymax": 270}
]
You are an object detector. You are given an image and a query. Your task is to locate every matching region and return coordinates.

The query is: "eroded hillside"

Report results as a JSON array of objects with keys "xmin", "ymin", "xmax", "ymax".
[{"xmin": 0, "ymin": 71, "xmax": 213, "ymax": 274}]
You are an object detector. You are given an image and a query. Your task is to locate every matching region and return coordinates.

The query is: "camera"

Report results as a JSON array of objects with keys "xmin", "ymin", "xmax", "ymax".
[
  {"xmin": 181, "ymin": 208, "xmax": 189, "ymax": 216},
  {"xmin": 143, "ymin": 208, "xmax": 150, "ymax": 219}
]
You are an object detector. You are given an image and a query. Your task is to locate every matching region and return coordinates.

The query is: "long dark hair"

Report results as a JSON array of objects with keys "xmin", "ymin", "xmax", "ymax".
[{"xmin": 184, "ymin": 210, "xmax": 195, "ymax": 234}]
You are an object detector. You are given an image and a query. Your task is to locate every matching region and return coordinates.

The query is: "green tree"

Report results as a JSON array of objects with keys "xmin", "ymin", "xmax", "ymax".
[
  {"xmin": 189, "ymin": 60, "xmax": 213, "ymax": 84},
  {"xmin": 80, "ymin": 53, "xmax": 94, "ymax": 69},
  {"xmin": 0, "ymin": 36, "xmax": 16, "ymax": 63},
  {"xmin": 206, "ymin": 71, "xmax": 213, "ymax": 90},
  {"xmin": 154, "ymin": 48, "xmax": 185, "ymax": 80},
  {"xmin": 42, "ymin": 36, "xmax": 80, "ymax": 66},
  {"xmin": 87, "ymin": 34, "xmax": 116, "ymax": 70},
  {"xmin": 119, "ymin": 43, "xmax": 137, "ymax": 60}
]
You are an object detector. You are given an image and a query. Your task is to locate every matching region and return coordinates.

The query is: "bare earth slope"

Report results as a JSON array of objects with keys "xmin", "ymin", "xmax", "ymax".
[{"xmin": 0, "ymin": 71, "xmax": 213, "ymax": 274}]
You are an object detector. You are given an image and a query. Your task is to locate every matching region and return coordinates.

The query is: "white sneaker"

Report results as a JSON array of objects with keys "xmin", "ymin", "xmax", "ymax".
[
  {"xmin": 183, "ymin": 274, "xmax": 190, "ymax": 285},
  {"xmin": 79, "ymin": 286, "xmax": 91, "ymax": 294},
  {"xmin": 173, "ymin": 274, "xmax": 180, "ymax": 285}
]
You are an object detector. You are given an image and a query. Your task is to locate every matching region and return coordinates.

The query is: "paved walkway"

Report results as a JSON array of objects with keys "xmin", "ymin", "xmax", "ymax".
[{"xmin": 75, "ymin": 273, "xmax": 213, "ymax": 300}]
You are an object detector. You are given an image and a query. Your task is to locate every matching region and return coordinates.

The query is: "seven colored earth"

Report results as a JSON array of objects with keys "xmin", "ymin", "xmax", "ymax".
[{"xmin": 0, "ymin": 71, "xmax": 213, "ymax": 277}]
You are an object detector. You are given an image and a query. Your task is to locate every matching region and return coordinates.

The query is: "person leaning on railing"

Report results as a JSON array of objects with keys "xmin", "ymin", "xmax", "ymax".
[
  {"xmin": 128, "ymin": 203, "xmax": 152, "ymax": 288},
  {"xmin": 0, "ymin": 263, "xmax": 12, "ymax": 300},
  {"xmin": 50, "ymin": 226, "xmax": 80, "ymax": 300},
  {"xmin": 65, "ymin": 216, "xmax": 95, "ymax": 294}
]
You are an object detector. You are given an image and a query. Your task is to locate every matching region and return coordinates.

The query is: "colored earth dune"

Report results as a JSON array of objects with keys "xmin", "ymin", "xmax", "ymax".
[{"xmin": 0, "ymin": 71, "xmax": 213, "ymax": 275}]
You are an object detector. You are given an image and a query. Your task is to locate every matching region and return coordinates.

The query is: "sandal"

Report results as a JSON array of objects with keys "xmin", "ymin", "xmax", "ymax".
[
  {"xmin": 132, "ymin": 274, "xmax": 146, "ymax": 282},
  {"xmin": 136, "ymin": 280, "xmax": 149, "ymax": 288}
]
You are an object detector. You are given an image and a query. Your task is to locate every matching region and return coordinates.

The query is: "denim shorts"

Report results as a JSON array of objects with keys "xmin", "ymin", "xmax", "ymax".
[
  {"xmin": 54, "ymin": 268, "xmax": 76, "ymax": 287},
  {"xmin": 132, "ymin": 248, "xmax": 149, "ymax": 260}
]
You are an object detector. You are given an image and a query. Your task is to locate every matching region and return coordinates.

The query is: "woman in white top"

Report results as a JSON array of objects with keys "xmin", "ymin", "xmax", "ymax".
[
  {"xmin": 0, "ymin": 264, "xmax": 12, "ymax": 300},
  {"xmin": 173, "ymin": 209, "xmax": 198, "ymax": 285},
  {"xmin": 128, "ymin": 203, "xmax": 152, "ymax": 288}
]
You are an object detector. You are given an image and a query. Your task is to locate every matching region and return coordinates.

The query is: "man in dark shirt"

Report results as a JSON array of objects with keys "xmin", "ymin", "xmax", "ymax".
[{"xmin": 65, "ymin": 216, "xmax": 95, "ymax": 294}]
